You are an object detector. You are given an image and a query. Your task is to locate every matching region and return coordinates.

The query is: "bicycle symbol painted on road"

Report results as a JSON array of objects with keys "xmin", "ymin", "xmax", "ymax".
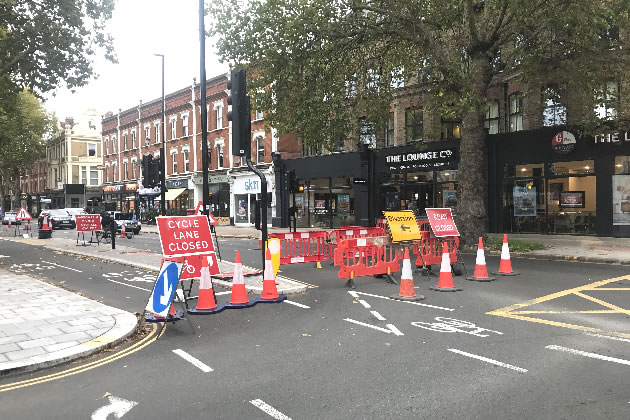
[{"xmin": 410, "ymin": 317, "xmax": 503, "ymax": 338}]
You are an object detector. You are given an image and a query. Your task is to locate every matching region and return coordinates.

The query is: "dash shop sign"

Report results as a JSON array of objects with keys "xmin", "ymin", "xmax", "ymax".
[{"xmin": 384, "ymin": 148, "xmax": 456, "ymax": 171}]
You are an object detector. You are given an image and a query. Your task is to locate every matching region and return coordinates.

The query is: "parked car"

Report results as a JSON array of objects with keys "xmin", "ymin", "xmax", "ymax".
[
  {"xmin": 64, "ymin": 208, "xmax": 87, "ymax": 222},
  {"xmin": 41, "ymin": 209, "xmax": 75, "ymax": 229},
  {"xmin": 2, "ymin": 211, "xmax": 21, "ymax": 225},
  {"xmin": 113, "ymin": 212, "xmax": 141, "ymax": 234}
]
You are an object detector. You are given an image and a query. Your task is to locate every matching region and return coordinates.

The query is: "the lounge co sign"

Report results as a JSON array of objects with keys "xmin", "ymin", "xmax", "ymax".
[{"xmin": 384, "ymin": 148, "xmax": 456, "ymax": 171}]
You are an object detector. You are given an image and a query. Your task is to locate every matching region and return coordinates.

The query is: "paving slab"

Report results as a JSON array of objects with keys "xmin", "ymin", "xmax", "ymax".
[{"xmin": 0, "ymin": 269, "xmax": 138, "ymax": 377}]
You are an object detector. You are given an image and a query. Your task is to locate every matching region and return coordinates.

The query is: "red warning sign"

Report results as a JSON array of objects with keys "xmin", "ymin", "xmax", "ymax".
[
  {"xmin": 425, "ymin": 208, "xmax": 460, "ymax": 237},
  {"xmin": 16, "ymin": 207, "xmax": 32, "ymax": 220},
  {"xmin": 76, "ymin": 214, "xmax": 101, "ymax": 232},
  {"xmin": 157, "ymin": 215, "xmax": 215, "ymax": 257},
  {"xmin": 193, "ymin": 201, "xmax": 218, "ymax": 225}
]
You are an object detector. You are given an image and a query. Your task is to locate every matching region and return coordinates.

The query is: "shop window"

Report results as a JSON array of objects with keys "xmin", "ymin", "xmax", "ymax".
[
  {"xmin": 595, "ymin": 80, "xmax": 618, "ymax": 120},
  {"xmin": 542, "ymin": 85, "xmax": 566, "ymax": 126},
  {"xmin": 514, "ymin": 163, "xmax": 545, "ymax": 177},
  {"xmin": 615, "ymin": 156, "xmax": 630, "ymax": 174},
  {"xmin": 332, "ymin": 177, "xmax": 354, "ymax": 227},
  {"xmin": 385, "ymin": 113, "xmax": 394, "ymax": 146},
  {"xmin": 508, "ymin": 92, "xmax": 523, "ymax": 132},
  {"xmin": 406, "ymin": 107, "xmax": 423, "ymax": 143},
  {"xmin": 441, "ymin": 118, "xmax": 461, "ymax": 140},
  {"xmin": 550, "ymin": 160, "xmax": 594, "ymax": 176},
  {"xmin": 436, "ymin": 170, "xmax": 458, "ymax": 182},
  {"xmin": 235, "ymin": 194, "xmax": 249, "ymax": 224},
  {"xmin": 359, "ymin": 117, "xmax": 376, "ymax": 148},
  {"xmin": 485, "ymin": 101, "xmax": 500, "ymax": 134}
]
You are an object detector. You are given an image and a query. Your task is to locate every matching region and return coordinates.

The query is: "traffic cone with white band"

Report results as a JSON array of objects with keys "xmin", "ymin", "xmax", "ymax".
[
  {"xmin": 41, "ymin": 215, "xmax": 51, "ymax": 231},
  {"xmin": 188, "ymin": 255, "xmax": 225, "ymax": 314},
  {"xmin": 257, "ymin": 249, "xmax": 287, "ymax": 303},
  {"xmin": 120, "ymin": 221, "xmax": 126, "ymax": 238},
  {"xmin": 391, "ymin": 247, "xmax": 424, "ymax": 301},
  {"xmin": 493, "ymin": 234, "xmax": 519, "ymax": 276},
  {"xmin": 224, "ymin": 251, "xmax": 257, "ymax": 308},
  {"xmin": 430, "ymin": 245, "xmax": 462, "ymax": 292},
  {"xmin": 467, "ymin": 237, "xmax": 495, "ymax": 282}
]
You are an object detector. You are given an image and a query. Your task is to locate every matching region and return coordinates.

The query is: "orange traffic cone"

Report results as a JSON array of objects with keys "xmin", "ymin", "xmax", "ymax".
[
  {"xmin": 188, "ymin": 255, "xmax": 225, "ymax": 314},
  {"xmin": 257, "ymin": 249, "xmax": 287, "ymax": 303},
  {"xmin": 467, "ymin": 237, "xmax": 496, "ymax": 282},
  {"xmin": 391, "ymin": 247, "xmax": 424, "ymax": 301},
  {"xmin": 41, "ymin": 215, "xmax": 51, "ymax": 231},
  {"xmin": 430, "ymin": 245, "xmax": 462, "ymax": 292},
  {"xmin": 120, "ymin": 221, "xmax": 126, "ymax": 238},
  {"xmin": 493, "ymin": 234, "xmax": 519, "ymax": 276},
  {"xmin": 224, "ymin": 251, "xmax": 257, "ymax": 308}
]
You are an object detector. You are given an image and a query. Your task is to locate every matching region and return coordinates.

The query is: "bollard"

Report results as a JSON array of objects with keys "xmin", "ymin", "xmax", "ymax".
[{"xmin": 110, "ymin": 218, "xmax": 116, "ymax": 250}]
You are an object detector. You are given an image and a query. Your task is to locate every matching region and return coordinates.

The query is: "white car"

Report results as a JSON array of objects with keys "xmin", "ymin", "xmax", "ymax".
[{"xmin": 64, "ymin": 208, "xmax": 87, "ymax": 222}]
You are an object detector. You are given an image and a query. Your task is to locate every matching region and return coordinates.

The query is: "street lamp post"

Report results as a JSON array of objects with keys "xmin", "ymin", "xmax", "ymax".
[
  {"xmin": 154, "ymin": 53, "xmax": 166, "ymax": 216},
  {"xmin": 199, "ymin": 0, "xmax": 209, "ymax": 218}
]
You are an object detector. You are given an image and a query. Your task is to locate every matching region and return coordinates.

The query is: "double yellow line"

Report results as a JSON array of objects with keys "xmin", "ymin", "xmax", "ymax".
[{"xmin": 0, "ymin": 323, "xmax": 161, "ymax": 393}]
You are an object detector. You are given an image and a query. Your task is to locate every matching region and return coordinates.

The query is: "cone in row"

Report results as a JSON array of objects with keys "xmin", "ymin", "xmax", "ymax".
[
  {"xmin": 493, "ymin": 234, "xmax": 519, "ymax": 276},
  {"xmin": 188, "ymin": 255, "xmax": 225, "ymax": 314},
  {"xmin": 120, "ymin": 221, "xmax": 127, "ymax": 238},
  {"xmin": 256, "ymin": 249, "xmax": 287, "ymax": 303},
  {"xmin": 41, "ymin": 215, "xmax": 52, "ymax": 231},
  {"xmin": 146, "ymin": 302, "xmax": 185, "ymax": 322},
  {"xmin": 391, "ymin": 247, "xmax": 424, "ymax": 301},
  {"xmin": 224, "ymin": 250, "xmax": 257, "ymax": 309},
  {"xmin": 467, "ymin": 237, "xmax": 495, "ymax": 282},
  {"xmin": 430, "ymin": 245, "xmax": 462, "ymax": 292}
]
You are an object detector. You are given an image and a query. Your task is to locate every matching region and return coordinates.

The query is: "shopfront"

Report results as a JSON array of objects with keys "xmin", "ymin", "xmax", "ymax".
[
  {"xmin": 103, "ymin": 183, "xmax": 138, "ymax": 212},
  {"xmin": 192, "ymin": 174, "xmax": 230, "ymax": 220},
  {"xmin": 165, "ymin": 178, "xmax": 193, "ymax": 211},
  {"xmin": 488, "ymin": 128, "xmax": 630, "ymax": 237},
  {"xmin": 232, "ymin": 172, "xmax": 275, "ymax": 226}
]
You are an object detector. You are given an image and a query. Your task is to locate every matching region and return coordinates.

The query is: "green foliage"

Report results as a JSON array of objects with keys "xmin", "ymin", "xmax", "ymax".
[
  {"xmin": 0, "ymin": 0, "xmax": 116, "ymax": 97},
  {"xmin": 485, "ymin": 237, "xmax": 546, "ymax": 253}
]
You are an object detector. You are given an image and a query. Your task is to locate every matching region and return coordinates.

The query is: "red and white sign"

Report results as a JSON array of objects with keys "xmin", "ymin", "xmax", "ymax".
[
  {"xmin": 16, "ymin": 207, "xmax": 32, "ymax": 220},
  {"xmin": 177, "ymin": 254, "xmax": 220, "ymax": 279},
  {"xmin": 425, "ymin": 208, "xmax": 460, "ymax": 237},
  {"xmin": 157, "ymin": 215, "xmax": 215, "ymax": 257},
  {"xmin": 193, "ymin": 201, "xmax": 218, "ymax": 225},
  {"xmin": 76, "ymin": 214, "xmax": 101, "ymax": 232}
]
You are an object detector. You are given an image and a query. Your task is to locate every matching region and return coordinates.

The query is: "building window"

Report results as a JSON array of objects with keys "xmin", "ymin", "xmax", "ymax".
[
  {"xmin": 441, "ymin": 118, "xmax": 462, "ymax": 140},
  {"xmin": 105, "ymin": 138, "xmax": 109, "ymax": 155},
  {"xmin": 359, "ymin": 117, "xmax": 376, "ymax": 148},
  {"xmin": 216, "ymin": 106, "xmax": 223, "ymax": 129},
  {"xmin": 90, "ymin": 166, "xmax": 98, "ymax": 185},
  {"xmin": 256, "ymin": 137, "xmax": 265, "ymax": 164},
  {"xmin": 485, "ymin": 100, "xmax": 500, "ymax": 134},
  {"xmin": 509, "ymin": 92, "xmax": 523, "ymax": 132},
  {"xmin": 105, "ymin": 166, "xmax": 109, "ymax": 183},
  {"xmin": 112, "ymin": 163, "xmax": 117, "ymax": 182},
  {"xmin": 335, "ymin": 136, "xmax": 345, "ymax": 152},
  {"xmin": 385, "ymin": 113, "xmax": 394, "ymax": 147},
  {"xmin": 182, "ymin": 114, "xmax": 189, "ymax": 137},
  {"xmin": 405, "ymin": 107, "xmax": 423, "ymax": 142},
  {"xmin": 145, "ymin": 126, "xmax": 151, "ymax": 145},
  {"xmin": 88, "ymin": 143, "xmax": 96, "ymax": 157},
  {"xmin": 171, "ymin": 152, "xmax": 177, "ymax": 174},
  {"xmin": 131, "ymin": 130, "xmax": 137, "ymax": 149},
  {"xmin": 81, "ymin": 166, "xmax": 87, "ymax": 185},
  {"xmin": 217, "ymin": 144, "xmax": 224, "ymax": 169},
  {"xmin": 543, "ymin": 85, "xmax": 566, "ymax": 126},
  {"xmin": 155, "ymin": 124, "xmax": 160, "ymax": 143},
  {"xmin": 183, "ymin": 149, "xmax": 190, "ymax": 172},
  {"xmin": 171, "ymin": 118, "xmax": 177, "ymax": 140},
  {"xmin": 123, "ymin": 162, "xmax": 128, "ymax": 180},
  {"xmin": 112, "ymin": 136, "xmax": 117, "ymax": 153},
  {"xmin": 595, "ymin": 80, "xmax": 618, "ymax": 120},
  {"xmin": 132, "ymin": 160, "xmax": 137, "ymax": 179},
  {"xmin": 123, "ymin": 133, "xmax": 128, "ymax": 150},
  {"xmin": 255, "ymin": 108, "xmax": 264, "ymax": 121}
]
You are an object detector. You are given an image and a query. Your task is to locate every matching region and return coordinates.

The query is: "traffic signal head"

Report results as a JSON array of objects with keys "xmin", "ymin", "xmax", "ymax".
[
  {"xmin": 142, "ymin": 155, "xmax": 152, "ymax": 188},
  {"xmin": 298, "ymin": 184, "xmax": 304, "ymax": 193},
  {"xmin": 227, "ymin": 69, "xmax": 251, "ymax": 157}
]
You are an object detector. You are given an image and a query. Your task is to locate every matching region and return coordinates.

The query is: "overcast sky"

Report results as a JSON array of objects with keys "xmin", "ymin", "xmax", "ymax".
[{"xmin": 44, "ymin": 0, "xmax": 228, "ymax": 120}]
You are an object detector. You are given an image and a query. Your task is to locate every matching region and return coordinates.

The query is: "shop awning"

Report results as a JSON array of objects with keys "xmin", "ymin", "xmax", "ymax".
[{"xmin": 164, "ymin": 188, "xmax": 186, "ymax": 201}]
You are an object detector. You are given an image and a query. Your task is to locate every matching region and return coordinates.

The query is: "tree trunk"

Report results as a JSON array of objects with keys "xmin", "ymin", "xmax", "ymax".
[{"xmin": 456, "ymin": 55, "xmax": 492, "ymax": 247}]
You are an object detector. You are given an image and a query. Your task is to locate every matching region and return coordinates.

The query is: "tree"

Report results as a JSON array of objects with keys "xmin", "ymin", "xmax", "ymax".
[
  {"xmin": 0, "ymin": 0, "xmax": 116, "ymax": 97},
  {"xmin": 209, "ymin": 0, "xmax": 630, "ymax": 244},
  {"xmin": 0, "ymin": 89, "xmax": 51, "ymax": 209}
]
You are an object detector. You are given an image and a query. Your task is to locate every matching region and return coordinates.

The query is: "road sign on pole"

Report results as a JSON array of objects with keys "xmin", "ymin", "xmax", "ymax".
[
  {"xmin": 16, "ymin": 207, "xmax": 32, "ymax": 220},
  {"xmin": 146, "ymin": 260, "xmax": 183, "ymax": 317}
]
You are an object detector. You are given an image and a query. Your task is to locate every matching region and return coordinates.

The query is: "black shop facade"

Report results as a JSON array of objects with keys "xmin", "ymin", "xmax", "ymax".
[{"xmin": 274, "ymin": 140, "xmax": 460, "ymax": 229}]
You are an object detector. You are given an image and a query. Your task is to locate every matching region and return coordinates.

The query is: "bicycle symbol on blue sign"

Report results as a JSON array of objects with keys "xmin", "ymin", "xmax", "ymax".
[{"xmin": 146, "ymin": 261, "xmax": 182, "ymax": 317}]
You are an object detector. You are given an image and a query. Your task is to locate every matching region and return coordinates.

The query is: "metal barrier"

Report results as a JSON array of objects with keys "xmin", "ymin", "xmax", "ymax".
[
  {"xmin": 268, "ymin": 231, "xmax": 331, "ymax": 265},
  {"xmin": 334, "ymin": 236, "xmax": 402, "ymax": 287}
]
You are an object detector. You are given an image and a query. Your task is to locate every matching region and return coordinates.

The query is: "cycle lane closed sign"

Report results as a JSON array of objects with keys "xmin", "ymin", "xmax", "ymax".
[{"xmin": 157, "ymin": 215, "xmax": 215, "ymax": 258}]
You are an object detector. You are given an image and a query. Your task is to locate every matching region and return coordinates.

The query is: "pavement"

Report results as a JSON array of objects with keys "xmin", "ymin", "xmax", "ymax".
[{"xmin": 0, "ymin": 268, "xmax": 137, "ymax": 377}]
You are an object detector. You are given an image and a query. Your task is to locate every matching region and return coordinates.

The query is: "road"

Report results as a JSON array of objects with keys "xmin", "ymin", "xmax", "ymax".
[{"xmin": 1, "ymin": 229, "xmax": 630, "ymax": 419}]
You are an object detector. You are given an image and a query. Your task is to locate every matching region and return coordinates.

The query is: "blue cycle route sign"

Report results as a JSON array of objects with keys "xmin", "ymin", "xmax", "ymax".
[{"xmin": 146, "ymin": 261, "xmax": 183, "ymax": 317}]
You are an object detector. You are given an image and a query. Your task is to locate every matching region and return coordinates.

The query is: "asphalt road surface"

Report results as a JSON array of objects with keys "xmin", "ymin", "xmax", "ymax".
[{"xmin": 1, "ymin": 233, "xmax": 630, "ymax": 419}]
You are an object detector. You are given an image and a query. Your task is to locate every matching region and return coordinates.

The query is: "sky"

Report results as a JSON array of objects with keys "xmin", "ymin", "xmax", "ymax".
[{"xmin": 44, "ymin": 0, "xmax": 228, "ymax": 120}]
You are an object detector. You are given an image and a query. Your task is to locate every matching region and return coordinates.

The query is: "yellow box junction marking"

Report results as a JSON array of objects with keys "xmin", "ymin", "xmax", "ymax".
[
  {"xmin": 383, "ymin": 211, "xmax": 422, "ymax": 243},
  {"xmin": 487, "ymin": 274, "xmax": 630, "ymax": 339}
]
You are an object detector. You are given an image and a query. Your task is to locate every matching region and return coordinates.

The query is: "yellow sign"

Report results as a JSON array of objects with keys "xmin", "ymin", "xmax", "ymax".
[
  {"xmin": 383, "ymin": 210, "xmax": 422, "ymax": 243},
  {"xmin": 265, "ymin": 238, "xmax": 281, "ymax": 277}
]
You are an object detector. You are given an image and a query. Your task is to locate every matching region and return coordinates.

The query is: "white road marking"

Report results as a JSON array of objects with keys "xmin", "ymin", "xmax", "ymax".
[
  {"xmin": 41, "ymin": 260, "xmax": 83, "ymax": 272},
  {"xmin": 344, "ymin": 318, "xmax": 404, "ymax": 336},
  {"xmin": 370, "ymin": 310, "xmax": 386, "ymax": 321},
  {"xmin": 284, "ymin": 300, "xmax": 310, "ymax": 309},
  {"xmin": 105, "ymin": 278, "xmax": 151, "ymax": 292},
  {"xmin": 448, "ymin": 348, "xmax": 528, "ymax": 373},
  {"xmin": 348, "ymin": 291, "xmax": 359, "ymax": 298},
  {"xmin": 172, "ymin": 349, "xmax": 213, "ymax": 372},
  {"xmin": 91, "ymin": 395, "xmax": 137, "ymax": 420},
  {"xmin": 0, "ymin": 255, "xmax": 9, "ymax": 258},
  {"xmin": 584, "ymin": 332, "xmax": 630, "ymax": 343},
  {"xmin": 358, "ymin": 299, "xmax": 371, "ymax": 309},
  {"xmin": 250, "ymin": 399, "xmax": 292, "ymax": 420},
  {"xmin": 350, "ymin": 291, "xmax": 454, "ymax": 311},
  {"xmin": 546, "ymin": 345, "xmax": 630, "ymax": 366},
  {"xmin": 215, "ymin": 290, "xmax": 232, "ymax": 296}
]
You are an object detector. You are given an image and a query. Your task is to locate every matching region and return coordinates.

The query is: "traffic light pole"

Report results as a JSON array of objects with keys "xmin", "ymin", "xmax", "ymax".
[
  {"xmin": 245, "ymin": 156, "xmax": 267, "ymax": 268},
  {"xmin": 155, "ymin": 53, "xmax": 166, "ymax": 217},
  {"xmin": 199, "ymin": 0, "xmax": 210, "ymax": 218}
]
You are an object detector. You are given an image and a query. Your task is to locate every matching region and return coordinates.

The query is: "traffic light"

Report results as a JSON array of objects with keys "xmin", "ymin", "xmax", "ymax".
[
  {"xmin": 150, "ymin": 157, "xmax": 161, "ymax": 187},
  {"xmin": 227, "ymin": 69, "xmax": 251, "ymax": 157},
  {"xmin": 288, "ymin": 169, "xmax": 297, "ymax": 193},
  {"xmin": 142, "ymin": 155, "xmax": 152, "ymax": 188}
]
